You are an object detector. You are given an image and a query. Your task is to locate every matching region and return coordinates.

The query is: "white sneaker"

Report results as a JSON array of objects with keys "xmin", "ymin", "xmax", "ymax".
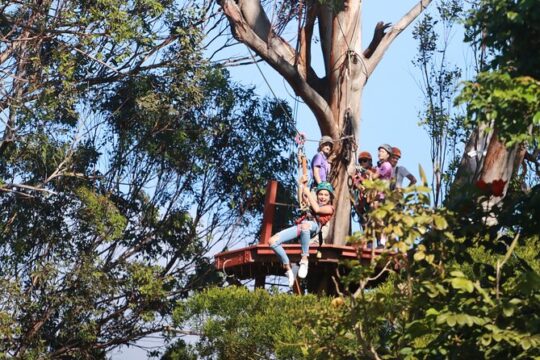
[
  {"xmin": 286, "ymin": 269, "xmax": 295, "ymax": 288},
  {"xmin": 298, "ymin": 261, "xmax": 309, "ymax": 279}
]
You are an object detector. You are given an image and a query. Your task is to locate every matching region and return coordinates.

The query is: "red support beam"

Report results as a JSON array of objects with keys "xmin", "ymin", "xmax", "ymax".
[{"xmin": 260, "ymin": 180, "xmax": 278, "ymax": 245}]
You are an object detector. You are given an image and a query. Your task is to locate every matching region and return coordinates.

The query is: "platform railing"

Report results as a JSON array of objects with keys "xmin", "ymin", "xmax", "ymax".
[{"xmin": 259, "ymin": 180, "xmax": 278, "ymax": 245}]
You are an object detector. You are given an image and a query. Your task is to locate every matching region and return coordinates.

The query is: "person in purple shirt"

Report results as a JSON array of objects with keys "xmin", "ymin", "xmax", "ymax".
[
  {"xmin": 311, "ymin": 135, "xmax": 333, "ymax": 186},
  {"xmin": 373, "ymin": 143, "xmax": 393, "ymax": 180}
]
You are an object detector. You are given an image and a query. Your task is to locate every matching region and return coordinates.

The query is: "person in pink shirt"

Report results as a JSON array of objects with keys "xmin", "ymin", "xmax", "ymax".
[
  {"xmin": 370, "ymin": 144, "xmax": 393, "ymax": 248},
  {"xmin": 373, "ymin": 144, "xmax": 393, "ymax": 180}
]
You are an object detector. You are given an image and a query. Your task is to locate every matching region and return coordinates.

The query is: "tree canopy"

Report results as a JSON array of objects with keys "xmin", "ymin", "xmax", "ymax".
[
  {"xmin": 0, "ymin": 0, "xmax": 297, "ymax": 356},
  {"xmin": 1, "ymin": 0, "xmax": 538, "ymax": 357}
]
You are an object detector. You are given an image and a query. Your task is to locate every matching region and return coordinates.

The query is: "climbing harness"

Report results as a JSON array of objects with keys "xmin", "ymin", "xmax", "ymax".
[
  {"xmin": 294, "ymin": 182, "xmax": 335, "ymax": 260},
  {"xmin": 348, "ymin": 169, "xmax": 372, "ymax": 226}
]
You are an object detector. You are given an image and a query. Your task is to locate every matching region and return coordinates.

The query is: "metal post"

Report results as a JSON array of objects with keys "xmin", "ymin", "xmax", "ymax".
[{"xmin": 260, "ymin": 180, "xmax": 277, "ymax": 245}]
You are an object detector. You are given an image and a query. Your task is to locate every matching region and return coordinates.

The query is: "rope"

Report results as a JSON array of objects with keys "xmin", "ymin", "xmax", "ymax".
[
  {"xmin": 222, "ymin": 259, "xmax": 232, "ymax": 277},
  {"xmin": 247, "ymin": 48, "xmax": 295, "ymax": 124},
  {"xmin": 336, "ymin": 16, "xmax": 369, "ymax": 81},
  {"xmin": 295, "ymin": 132, "xmax": 310, "ymax": 211}
]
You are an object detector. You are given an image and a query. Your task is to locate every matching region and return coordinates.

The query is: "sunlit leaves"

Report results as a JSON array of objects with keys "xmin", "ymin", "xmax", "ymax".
[
  {"xmin": 173, "ymin": 286, "xmax": 335, "ymax": 359},
  {"xmin": 457, "ymin": 72, "xmax": 540, "ymax": 146},
  {"xmin": 75, "ymin": 186, "xmax": 127, "ymax": 241}
]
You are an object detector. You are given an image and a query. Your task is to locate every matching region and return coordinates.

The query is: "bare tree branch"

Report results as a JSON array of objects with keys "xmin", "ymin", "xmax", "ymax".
[{"xmin": 366, "ymin": 0, "xmax": 432, "ymax": 76}]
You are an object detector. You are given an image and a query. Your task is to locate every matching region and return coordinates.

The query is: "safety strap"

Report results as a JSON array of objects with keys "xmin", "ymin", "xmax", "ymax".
[{"xmin": 295, "ymin": 133, "xmax": 309, "ymax": 212}]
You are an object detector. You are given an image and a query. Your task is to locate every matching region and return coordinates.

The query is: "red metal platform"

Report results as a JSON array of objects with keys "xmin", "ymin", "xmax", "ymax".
[
  {"xmin": 215, "ymin": 243, "xmax": 383, "ymax": 279},
  {"xmin": 212, "ymin": 180, "xmax": 391, "ymax": 294}
]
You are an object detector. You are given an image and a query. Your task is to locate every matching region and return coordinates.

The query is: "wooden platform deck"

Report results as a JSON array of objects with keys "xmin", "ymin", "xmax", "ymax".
[
  {"xmin": 213, "ymin": 180, "xmax": 392, "ymax": 294},
  {"xmin": 215, "ymin": 243, "xmax": 384, "ymax": 279},
  {"xmin": 214, "ymin": 243, "xmax": 388, "ymax": 294}
]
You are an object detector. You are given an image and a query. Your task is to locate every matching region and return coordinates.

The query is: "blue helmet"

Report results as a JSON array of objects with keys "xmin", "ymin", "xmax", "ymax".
[{"xmin": 316, "ymin": 182, "xmax": 334, "ymax": 196}]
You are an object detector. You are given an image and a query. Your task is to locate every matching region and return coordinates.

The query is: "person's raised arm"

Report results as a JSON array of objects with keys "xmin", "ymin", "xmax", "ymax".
[{"xmin": 298, "ymin": 174, "xmax": 309, "ymax": 206}]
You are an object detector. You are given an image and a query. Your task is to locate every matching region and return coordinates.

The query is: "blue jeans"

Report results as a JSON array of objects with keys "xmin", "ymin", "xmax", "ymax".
[{"xmin": 270, "ymin": 220, "xmax": 320, "ymax": 265}]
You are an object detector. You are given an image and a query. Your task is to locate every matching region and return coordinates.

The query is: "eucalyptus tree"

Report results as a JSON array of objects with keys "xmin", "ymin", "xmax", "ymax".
[
  {"xmin": 167, "ymin": 3, "xmax": 540, "ymax": 358},
  {"xmin": 217, "ymin": 0, "xmax": 433, "ymax": 244},
  {"xmin": 0, "ymin": 0, "xmax": 296, "ymax": 356}
]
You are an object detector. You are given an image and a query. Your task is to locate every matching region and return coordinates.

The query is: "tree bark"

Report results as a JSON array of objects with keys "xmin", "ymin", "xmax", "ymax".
[{"xmin": 453, "ymin": 125, "xmax": 526, "ymax": 215}]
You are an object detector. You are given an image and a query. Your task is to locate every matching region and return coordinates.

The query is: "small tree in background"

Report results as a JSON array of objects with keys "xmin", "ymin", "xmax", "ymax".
[{"xmin": 412, "ymin": 0, "xmax": 468, "ymax": 206}]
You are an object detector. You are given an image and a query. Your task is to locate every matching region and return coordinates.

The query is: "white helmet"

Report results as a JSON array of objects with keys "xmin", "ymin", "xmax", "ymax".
[{"xmin": 319, "ymin": 136, "xmax": 333, "ymax": 149}]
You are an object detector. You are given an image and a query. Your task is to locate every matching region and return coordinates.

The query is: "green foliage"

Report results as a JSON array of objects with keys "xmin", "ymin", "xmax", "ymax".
[
  {"xmin": 348, "ymin": 182, "xmax": 539, "ymax": 359},
  {"xmin": 457, "ymin": 72, "xmax": 540, "ymax": 146},
  {"xmin": 75, "ymin": 186, "xmax": 127, "ymax": 241},
  {"xmin": 160, "ymin": 339, "xmax": 197, "ymax": 360},
  {"xmin": 174, "ymin": 183, "xmax": 540, "ymax": 359},
  {"xmin": 353, "ymin": 178, "xmax": 445, "ymax": 255},
  {"xmin": 458, "ymin": 0, "xmax": 540, "ymax": 150},
  {"xmin": 0, "ymin": 0, "xmax": 297, "ymax": 357},
  {"xmin": 171, "ymin": 286, "xmax": 338, "ymax": 359},
  {"xmin": 464, "ymin": 0, "xmax": 540, "ymax": 78}
]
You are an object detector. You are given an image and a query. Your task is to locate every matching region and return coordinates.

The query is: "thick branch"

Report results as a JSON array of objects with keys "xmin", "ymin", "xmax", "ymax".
[
  {"xmin": 366, "ymin": 0, "xmax": 432, "ymax": 76},
  {"xmin": 317, "ymin": 5, "xmax": 333, "ymax": 78},
  {"xmin": 297, "ymin": 2, "xmax": 317, "ymax": 79},
  {"xmin": 221, "ymin": 0, "xmax": 337, "ymax": 137},
  {"xmin": 363, "ymin": 21, "xmax": 391, "ymax": 59}
]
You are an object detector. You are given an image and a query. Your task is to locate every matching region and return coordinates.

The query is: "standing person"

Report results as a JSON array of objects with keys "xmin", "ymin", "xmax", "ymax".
[
  {"xmin": 352, "ymin": 151, "xmax": 377, "ymax": 227},
  {"xmin": 373, "ymin": 144, "xmax": 393, "ymax": 181},
  {"xmin": 268, "ymin": 181, "xmax": 335, "ymax": 287},
  {"xmin": 352, "ymin": 151, "xmax": 375, "ymax": 187},
  {"xmin": 369, "ymin": 144, "xmax": 393, "ymax": 248},
  {"xmin": 311, "ymin": 136, "xmax": 333, "ymax": 186},
  {"xmin": 357, "ymin": 151, "xmax": 374, "ymax": 174},
  {"xmin": 389, "ymin": 147, "xmax": 417, "ymax": 189}
]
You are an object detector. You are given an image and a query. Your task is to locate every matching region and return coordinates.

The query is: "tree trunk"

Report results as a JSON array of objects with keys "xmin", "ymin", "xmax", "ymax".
[{"xmin": 453, "ymin": 124, "xmax": 526, "ymax": 216}]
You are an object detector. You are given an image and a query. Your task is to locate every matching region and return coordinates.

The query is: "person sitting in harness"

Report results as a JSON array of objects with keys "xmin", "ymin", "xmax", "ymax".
[{"xmin": 268, "ymin": 181, "xmax": 335, "ymax": 288}]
